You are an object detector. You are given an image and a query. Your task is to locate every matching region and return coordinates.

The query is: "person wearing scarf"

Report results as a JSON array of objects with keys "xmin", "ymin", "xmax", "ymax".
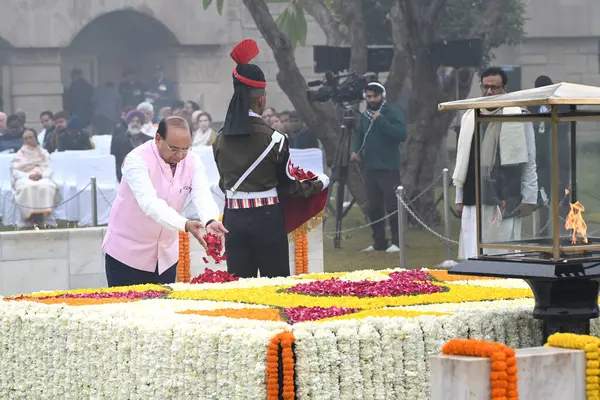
[
  {"xmin": 10, "ymin": 128, "xmax": 61, "ymax": 228},
  {"xmin": 453, "ymin": 67, "xmax": 538, "ymax": 259},
  {"xmin": 350, "ymin": 81, "xmax": 406, "ymax": 253},
  {"xmin": 213, "ymin": 39, "xmax": 329, "ymax": 278}
]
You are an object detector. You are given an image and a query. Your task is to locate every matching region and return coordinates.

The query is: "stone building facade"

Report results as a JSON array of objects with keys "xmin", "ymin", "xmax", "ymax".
[
  {"xmin": 1, "ymin": 0, "xmax": 600, "ymax": 127},
  {"xmin": 473, "ymin": 0, "xmax": 600, "ymax": 93},
  {"xmin": 0, "ymin": 0, "xmax": 324, "ymax": 125}
]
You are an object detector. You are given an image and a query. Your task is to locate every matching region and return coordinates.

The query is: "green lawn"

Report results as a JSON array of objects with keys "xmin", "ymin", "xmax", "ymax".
[{"xmin": 323, "ymin": 195, "xmax": 461, "ymax": 273}]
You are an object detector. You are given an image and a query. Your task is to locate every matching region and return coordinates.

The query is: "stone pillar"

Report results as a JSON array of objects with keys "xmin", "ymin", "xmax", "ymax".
[
  {"xmin": 430, "ymin": 347, "xmax": 586, "ymax": 400},
  {"xmin": 8, "ymin": 49, "xmax": 63, "ymax": 127}
]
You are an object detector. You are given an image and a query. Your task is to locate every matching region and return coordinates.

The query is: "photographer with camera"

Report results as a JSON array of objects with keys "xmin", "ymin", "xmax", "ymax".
[{"xmin": 350, "ymin": 82, "xmax": 406, "ymax": 253}]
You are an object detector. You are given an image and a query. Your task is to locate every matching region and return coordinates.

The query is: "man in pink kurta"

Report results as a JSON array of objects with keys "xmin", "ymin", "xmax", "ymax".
[{"xmin": 103, "ymin": 116, "xmax": 227, "ymax": 287}]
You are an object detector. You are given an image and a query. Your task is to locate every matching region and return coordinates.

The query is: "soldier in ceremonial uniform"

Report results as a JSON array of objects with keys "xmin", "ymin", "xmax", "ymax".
[{"xmin": 214, "ymin": 39, "xmax": 329, "ymax": 278}]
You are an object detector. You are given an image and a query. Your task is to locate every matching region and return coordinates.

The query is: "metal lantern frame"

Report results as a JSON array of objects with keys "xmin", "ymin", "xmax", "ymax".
[
  {"xmin": 438, "ymin": 83, "xmax": 600, "ymax": 341},
  {"xmin": 439, "ymin": 82, "xmax": 600, "ymax": 261}
]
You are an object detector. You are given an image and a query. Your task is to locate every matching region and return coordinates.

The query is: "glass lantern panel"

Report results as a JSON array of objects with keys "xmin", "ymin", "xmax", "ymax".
[
  {"xmin": 477, "ymin": 116, "xmax": 555, "ymax": 255},
  {"xmin": 563, "ymin": 120, "xmax": 600, "ymax": 251}
]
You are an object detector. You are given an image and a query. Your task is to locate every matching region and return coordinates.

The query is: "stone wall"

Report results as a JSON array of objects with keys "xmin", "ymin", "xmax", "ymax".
[{"xmin": 0, "ymin": 226, "xmax": 324, "ymax": 296}]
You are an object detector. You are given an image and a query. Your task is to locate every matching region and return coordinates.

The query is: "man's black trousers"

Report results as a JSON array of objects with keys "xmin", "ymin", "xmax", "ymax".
[
  {"xmin": 223, "ymin": 203, "xmax": 290, "ymax": 278},
  {"xmin": 105, "ymin": 254, "xmax": 177, "ymax": 287},
  {"xmin": 365, "ymin": 170, "xmax": 401, "ymax": 250}
]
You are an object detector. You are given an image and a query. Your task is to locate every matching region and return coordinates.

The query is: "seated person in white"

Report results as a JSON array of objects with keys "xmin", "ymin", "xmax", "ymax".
[{"xmin": 10, "ymin": 128, "xmax": 60, "ymax": 228}]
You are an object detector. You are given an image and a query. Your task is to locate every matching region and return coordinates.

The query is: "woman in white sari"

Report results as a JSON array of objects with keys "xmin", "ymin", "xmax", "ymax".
[{"xmin": 10, "ymin": 128, "xmax": 60, "ymax": 227}]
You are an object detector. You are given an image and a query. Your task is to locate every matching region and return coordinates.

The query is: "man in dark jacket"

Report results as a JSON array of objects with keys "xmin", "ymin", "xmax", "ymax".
[
  {"xmin": 350, "ymin": 81, "xmax": 407, "ymax": 253},
  {"xmin": 286, "ymin": 111, "xmax": 319, "ymax": 149},
  {"xmin": 0, "ymin": 114, "xmax": 24, "ymax": 152},
  {"xmin": 54, "ymin": 111, "xmax": 94, "ymax": 152},
  {"xmin": 63, "ymin": 69, "xmax": 94, "ymax": 128}
]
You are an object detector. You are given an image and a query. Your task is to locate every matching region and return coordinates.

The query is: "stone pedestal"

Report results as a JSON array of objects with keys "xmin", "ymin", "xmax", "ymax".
[{"xmin": 430, "ymin": 347, "xmax": 586, "ymax": 400}]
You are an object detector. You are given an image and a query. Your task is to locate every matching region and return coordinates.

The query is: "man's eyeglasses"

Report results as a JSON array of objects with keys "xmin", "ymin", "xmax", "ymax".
[
  {"xmin": 163, "ymin": 142, "xmax": 190, "ymax": 154},
  {"xmin": 480, "ymin": 84, "xmax": 504, "ymax": 93}
]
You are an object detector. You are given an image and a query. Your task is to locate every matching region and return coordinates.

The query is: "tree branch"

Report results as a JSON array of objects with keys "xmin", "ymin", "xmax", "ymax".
[
  {"xmin": 424, "ymin": 0, "xmax": 448, "ymax": 24},
  {"xmin": 468, "ymin": 0, "xmax": 514, "ymax": 50},
  {"xmin": 299, "ymin": 0, "xmax": 345, "ymax": 46},
  {"xmin": 339, "ymin": 0, "xmax": 368, "ymax": 74},
  {"xmin": 385, "ymin": 0, "xmax": 409, "ymax": 104}
]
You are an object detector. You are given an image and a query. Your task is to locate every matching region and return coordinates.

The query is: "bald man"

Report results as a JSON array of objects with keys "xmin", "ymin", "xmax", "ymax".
[{"xmin": 103, "ymin": 116, "xmax": 227, "ymax": 287}]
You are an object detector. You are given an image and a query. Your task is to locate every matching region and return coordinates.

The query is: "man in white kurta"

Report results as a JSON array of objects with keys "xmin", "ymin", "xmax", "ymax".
[{"xmin": 453, "ymin": 67, "xmax": 538, "ymax": 259}]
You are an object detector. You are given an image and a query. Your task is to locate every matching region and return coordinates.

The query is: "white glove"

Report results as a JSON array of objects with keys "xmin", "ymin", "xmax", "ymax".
[{"xmin": 317, "ymin": 174, "xmax": 329, "ymax": 190}]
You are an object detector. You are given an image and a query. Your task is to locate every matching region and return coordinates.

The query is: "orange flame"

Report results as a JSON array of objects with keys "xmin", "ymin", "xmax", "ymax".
[{"xmin": 564, "ymin": 189, "xmax": 588, "ymax": 244}]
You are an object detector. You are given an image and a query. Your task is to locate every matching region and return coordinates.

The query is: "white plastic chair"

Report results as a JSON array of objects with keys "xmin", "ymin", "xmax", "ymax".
[
  {"xmin": 50, "ymin": 152, "xmax": 80, "ymax": 221},
  {"xmin": 91, "ymin": 135, "xmax": 112, "ymax": 155},
  {"xmin": 76, "ymin": 154, "xmax": 117, "ymax": 226}
]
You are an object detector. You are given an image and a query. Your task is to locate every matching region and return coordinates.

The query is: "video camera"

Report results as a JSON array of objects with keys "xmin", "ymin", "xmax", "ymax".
[{"xmin": 307, "ymin": 71, "xmax": 377, "ymax": 105}]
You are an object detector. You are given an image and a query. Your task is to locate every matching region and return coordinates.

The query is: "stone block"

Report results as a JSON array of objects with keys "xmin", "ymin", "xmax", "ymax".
[
  {"xmin": 69, "ymin": 273, "xmax": 107, "ymax": 290},
  {"xmin": 11, "ymin": 81, "xmax": 63, "ymax": 96},
  {"xmin": 1, "ymin": 230, "xmax": 69, "ymax": 261},
  {"xmin": 566, "ymin": 55, "xmax": 588, "ymax": 73},
  {"xmin": 11, "ymin": 95, "xmax": 63, "ymax": 122},
  {"xmin": 8, "ymin": 49, "xmax": 61, "ymax": 66},
  {"xmin": 519, "ymin": 54, "xmax": 549, "ymax": 65},
  {"xmin": 430, "ymin": 347, "xmax": 586, "ymax": 400},
  {"xmin": 10, "ymin": 65, "xmax": 62, "ymax": 83},
  {"xmin": 578, "ymin": 40, "xmax": 599, "ymax": 54},
  {"xmin": 587, "ymin": 55, "xmax": 599, "ymax": 74},
  {"xmin": 68, "ymin": 228, "xmax": 104, "ymax": 275},
  {"xmin": 1, "ymin": 258, "xmax": 69, "ymax": 296}
]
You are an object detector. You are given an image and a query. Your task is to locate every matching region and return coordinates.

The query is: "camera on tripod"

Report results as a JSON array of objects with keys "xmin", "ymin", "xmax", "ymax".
[{"xmin": 306, "ymin": 71, "xmax": 377, "ymax": 105}]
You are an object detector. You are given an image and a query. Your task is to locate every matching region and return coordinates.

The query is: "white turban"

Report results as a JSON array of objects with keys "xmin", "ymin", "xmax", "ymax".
[{"xmin": 137, "ymin": 102, "xmax": 154, "ymax": 114}]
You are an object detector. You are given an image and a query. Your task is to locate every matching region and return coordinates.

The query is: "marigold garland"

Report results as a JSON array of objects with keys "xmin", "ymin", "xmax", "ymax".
[
  {"xmin": 294, "ymin": 229, "xmax": 309, "ymax": 275},
  {"xmin": 179, "ymin": 308, "xmax": 283, "ymax": 321},
  {"xmin": 442, "ymin": 338, "xmax": 518, "ymax": 400},
  {"xmin": 177, "ymin": 231, "xmax": 191, "ymax": 283},
  {"xmin": 546, "ymin": 333, "xmax": 600, "ymax": 400},
  {"xmin": 267, "ymin": 331, "xmax": 295, "ymax": 400}
]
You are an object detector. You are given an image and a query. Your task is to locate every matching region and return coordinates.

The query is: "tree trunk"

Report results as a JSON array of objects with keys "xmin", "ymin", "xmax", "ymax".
[{"xmin": 242, "ymin": 0, "xmax": 369, "ymax": 215}]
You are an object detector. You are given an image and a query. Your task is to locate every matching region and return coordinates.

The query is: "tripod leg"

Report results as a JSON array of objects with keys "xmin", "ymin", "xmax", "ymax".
[{"xmin": 334, "ymin": 173, "xmax": 346, "ymax": 249}]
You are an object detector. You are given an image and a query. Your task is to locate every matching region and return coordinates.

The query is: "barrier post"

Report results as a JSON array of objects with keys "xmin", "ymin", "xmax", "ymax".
[
  {"xmin": 396, "ymin": 186, "xmax": 406, "ymax": 269},
  {"xmin": 442, "ymin": 168, "xmax": 452, "ymax": 260},
  {"xmin": 91, "ymin": 177, "xmax": 98, "ymax": 227}
]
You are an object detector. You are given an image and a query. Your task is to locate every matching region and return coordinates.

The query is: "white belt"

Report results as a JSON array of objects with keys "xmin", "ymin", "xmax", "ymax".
[{"xmin": 226, "ymin": 188, "xmax": 278, "ymax": 199}]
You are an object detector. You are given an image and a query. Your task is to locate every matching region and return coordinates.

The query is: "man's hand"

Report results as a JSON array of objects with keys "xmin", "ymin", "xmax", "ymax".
[
  {"xmin": 29, "ymin": 172, "xmax": 42, "ymax": 181},
  {"xmin": 350, "ymin": 152, "xmax": 360, "ymax": 162},
  {"xmin": 511, "ymin": 203, "xmax": 537, "ymax": 218},
  {"xmin": 206, "ymin": 220, "xmax": 228, "ymax": 236},
  {"xmin": 372, "ymin": 111, "xmax": 381, "ymax": 120},
  {"xmin": 456, "ymin": 203, "xmax": 463, "ymax": 216},
  {"xmin": 185, "ymin": 220, "xmax": 207, "ymax": 249}
]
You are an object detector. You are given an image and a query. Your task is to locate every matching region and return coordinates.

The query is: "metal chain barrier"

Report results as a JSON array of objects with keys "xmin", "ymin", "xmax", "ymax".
[
  {"xmin": 396, "ymin": 193, "xmax": 459, "ymax": 246},
  {"xmin": 323, "ymin": 173, "xmax": 443, "ymax": 236},
  {"xmin": 0, "ymin": 182, "xmax": 92, "ymax": 210}
]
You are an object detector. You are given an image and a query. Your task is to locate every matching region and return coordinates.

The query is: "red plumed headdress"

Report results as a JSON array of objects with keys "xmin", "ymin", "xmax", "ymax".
[
  {"xmin": 230, "ymin": 39, "xmax": 260, "ymax": 64},
  {"xmin": 230, "ymin": 39, "xmax": 266, "ymax": 89}
]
